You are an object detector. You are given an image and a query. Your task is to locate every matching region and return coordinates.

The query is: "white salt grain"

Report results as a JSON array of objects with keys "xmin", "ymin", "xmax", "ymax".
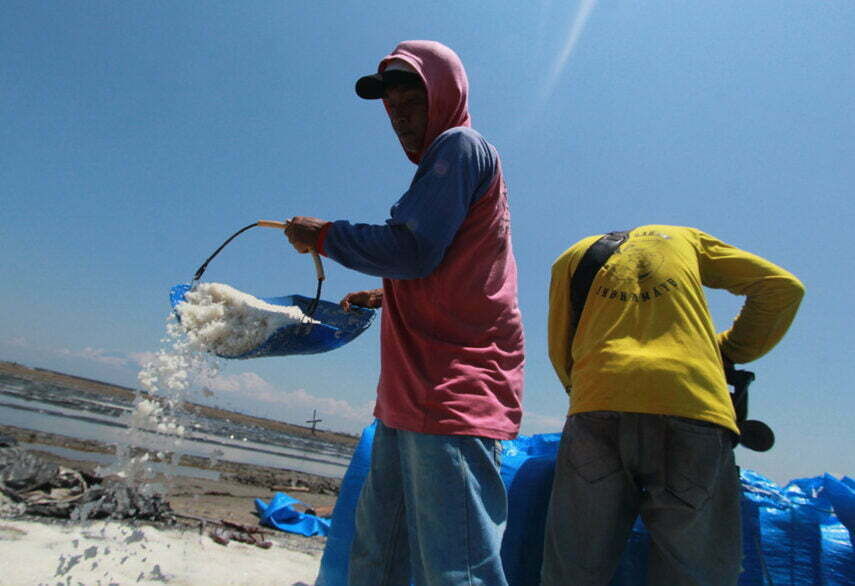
[{"xmin": 175, "ymin": 282, "xmax": 317, "ymax": 357}]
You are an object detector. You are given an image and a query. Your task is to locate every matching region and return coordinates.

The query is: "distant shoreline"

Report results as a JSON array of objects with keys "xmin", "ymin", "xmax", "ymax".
[
  {"xmin": 0, "ymin": 422, "xmax": 341, "ymax": 496},
  {"xmin": 0, "ymin": 360, "xmax": 359, "ymax": 448}
]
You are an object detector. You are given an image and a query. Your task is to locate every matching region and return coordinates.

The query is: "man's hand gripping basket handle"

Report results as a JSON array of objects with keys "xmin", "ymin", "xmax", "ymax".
[{"xmin": 257, "ymin": 219, "xmax": 325, "ymax": 282}]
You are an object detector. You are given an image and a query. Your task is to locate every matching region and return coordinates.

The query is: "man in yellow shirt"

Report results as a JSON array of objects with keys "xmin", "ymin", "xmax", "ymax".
[{"xmin": 541, "ymin": 225, "xmax": 804, "ymax": 585}]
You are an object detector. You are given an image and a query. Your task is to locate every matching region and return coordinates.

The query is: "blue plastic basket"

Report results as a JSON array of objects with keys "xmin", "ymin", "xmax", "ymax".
[{"xmin": 169, "ymin": 283, "xmax": 375, "ymax": 359}]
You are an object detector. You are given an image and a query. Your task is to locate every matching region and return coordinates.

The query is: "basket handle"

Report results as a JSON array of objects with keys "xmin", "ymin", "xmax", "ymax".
[{"xmin": 258, "ymin": 219, "xmax": 325, "ymax": 282}]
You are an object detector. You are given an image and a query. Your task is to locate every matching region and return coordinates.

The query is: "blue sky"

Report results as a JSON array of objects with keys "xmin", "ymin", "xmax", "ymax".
[{"xmin": 1, "ymin": 1, "xmax": 852, "ymax": 484}]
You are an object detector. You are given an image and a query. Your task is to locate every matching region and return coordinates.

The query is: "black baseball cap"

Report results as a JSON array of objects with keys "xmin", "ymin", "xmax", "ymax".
[{"xmin": 355, "ymin": 69, "xmax": 423, "ymax": 100}]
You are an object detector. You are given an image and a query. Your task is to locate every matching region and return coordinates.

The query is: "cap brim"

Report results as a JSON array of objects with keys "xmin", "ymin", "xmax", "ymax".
[
  {"xmin": 355, "ymin": 70, "xmax": 423, "ymax": 100},
  {"xmin": 355, "ymin": 73, "xmax": 385, "ymax": 100}
]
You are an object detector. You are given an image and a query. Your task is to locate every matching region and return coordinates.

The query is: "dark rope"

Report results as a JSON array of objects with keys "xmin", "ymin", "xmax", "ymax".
[
  {"xmin": 306, "ymin": 278, "xmax": 323, "ymax": 318},
  {"xmin": 193, "ymin": 223, "xmax": 259, "ymax": 282}
]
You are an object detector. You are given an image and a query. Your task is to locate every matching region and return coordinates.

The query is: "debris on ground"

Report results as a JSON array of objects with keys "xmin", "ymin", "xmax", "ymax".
[{"xmin": 0, "ymin": 442, "xmax": 173, "ymax": 523}]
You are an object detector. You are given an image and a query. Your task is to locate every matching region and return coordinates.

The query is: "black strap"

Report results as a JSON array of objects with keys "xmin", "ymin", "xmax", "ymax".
[{"xmin": 570, "ymin": 230, "xmax": 630, "ymax": 331}]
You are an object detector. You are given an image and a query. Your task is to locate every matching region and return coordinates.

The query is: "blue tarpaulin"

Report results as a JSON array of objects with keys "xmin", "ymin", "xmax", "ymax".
[
  {"xmin": 254, "ymin": 492, "xmax": 331, "ymax": 537},
  {"xmin": 317, "ymin": 421, "xmax": 854, "ymax": 585},
  {"xmin": 316, "ymin": 421, "xmax": 377, "ymax": 586}
]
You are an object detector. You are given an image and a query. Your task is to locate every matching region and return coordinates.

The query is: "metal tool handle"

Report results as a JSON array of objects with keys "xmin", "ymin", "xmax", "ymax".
[{"xmin": 257, "ymin": 219, "xmax": 325, "ymax": 281}]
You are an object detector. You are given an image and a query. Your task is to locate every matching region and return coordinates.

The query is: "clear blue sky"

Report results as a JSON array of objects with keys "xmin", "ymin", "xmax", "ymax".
[{"xmin": 1, "ymin": 1, "xmax": 852, "ymax": 484}]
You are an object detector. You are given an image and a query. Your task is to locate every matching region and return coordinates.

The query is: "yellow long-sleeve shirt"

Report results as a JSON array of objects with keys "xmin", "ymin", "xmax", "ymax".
[{"xmin": 548, "ymin": 225, "xmax": 804, "ymax": 434}]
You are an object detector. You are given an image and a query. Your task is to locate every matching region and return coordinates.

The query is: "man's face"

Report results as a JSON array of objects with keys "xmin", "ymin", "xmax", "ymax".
[{"xmin": 383, "ymin": 84, "xmax": 428, "ymax": 153}]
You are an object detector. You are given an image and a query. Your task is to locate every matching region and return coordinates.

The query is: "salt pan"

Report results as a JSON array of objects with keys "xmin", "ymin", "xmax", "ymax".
[{"xmin": 175, "ymin": 282, "xmax": 317, "ymax": 357}]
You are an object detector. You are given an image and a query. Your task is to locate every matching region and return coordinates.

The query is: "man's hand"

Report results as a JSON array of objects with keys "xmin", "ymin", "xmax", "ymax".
[
  {"xmin": 284, "ymin": 216, "xmax": 328, "ymax": 253},
  {"xmin": 340, "ymin": 289, "xmax": 383, "ymax": 312}
]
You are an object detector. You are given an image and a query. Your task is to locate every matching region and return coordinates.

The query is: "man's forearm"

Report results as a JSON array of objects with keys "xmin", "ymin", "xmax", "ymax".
[
  {"xmin": 323, "ymin": 221, "xmax": 430, "ymax": 279},
  {"xmin": 718, "ymin": 274, "xmax": 805, "ymax": 363}
]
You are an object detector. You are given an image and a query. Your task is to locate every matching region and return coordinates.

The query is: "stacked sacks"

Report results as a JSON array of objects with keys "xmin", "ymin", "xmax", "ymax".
[
  {"xmin": 318, "ymin": 422, "xmax": 854, "ymax": 585},
  {"xmin": 739, "ymin": 471, "xmax": 854, "ymax": 585}
]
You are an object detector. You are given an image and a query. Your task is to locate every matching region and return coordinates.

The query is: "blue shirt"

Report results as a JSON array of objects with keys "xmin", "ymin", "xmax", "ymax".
[{"xmin": 323, "ymin": 127, "xmax": 498, "ymax": 279}]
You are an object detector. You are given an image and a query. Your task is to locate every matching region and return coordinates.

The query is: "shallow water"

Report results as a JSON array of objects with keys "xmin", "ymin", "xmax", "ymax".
[
  {"xmin": 18, "ymin": 442, "xmax": 221, "ymax": 481},
  {"xmin": 0, "ymin": 377, "xmax": 352, "ymax": 479}
]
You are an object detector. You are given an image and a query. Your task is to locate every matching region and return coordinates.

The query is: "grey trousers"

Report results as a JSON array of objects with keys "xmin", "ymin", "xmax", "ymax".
[{"xmin": 541, "ymin": 412, "xmax": 742, "ymax": 586}]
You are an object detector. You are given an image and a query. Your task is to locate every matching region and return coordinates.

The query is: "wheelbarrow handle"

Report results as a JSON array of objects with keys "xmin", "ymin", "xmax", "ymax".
[{"xmin": 257, "ymin": 219, "xmax": 325, "ymax": 282}]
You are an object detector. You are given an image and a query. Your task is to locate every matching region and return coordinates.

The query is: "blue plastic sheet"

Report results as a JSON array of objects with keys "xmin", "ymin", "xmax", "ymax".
[
  {"xmin": 318, "ymin": 422, "xmax": 854, "ymax": 585},
  {"xmin": 315, "ymin": 421, "xmax": 377, "ymax": 586},
  {"xmin": 254, "ymin": 492, "xmax": 331, "ymax": 537},
  {"xmin": 499, "ymin": 433, "xmax": 561, "ymax": 586},
  {"xmin": 737, "ymin": 471, "xmax": 855, "ymax": 585},
  {"xmin": 170, "ymin": 285, "xmax": 374, "ymax": 358}
]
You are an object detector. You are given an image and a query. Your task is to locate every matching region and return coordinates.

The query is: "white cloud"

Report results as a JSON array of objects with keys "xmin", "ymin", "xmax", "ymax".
[
  {"xmin": 128, "ymin": 352, "xmax": 158, "ymax": 367},
  {"xmin": 521, "ymin": 411, "xmax": 566, "ymax": 435},
  {"xmin": 200, "ymin": 371, "xmax": 276, "ymax": 394},
  {"xmin": 275, "ymin": 387, "xmax": 375, "ymax": 424},
  {"xmin": 2, "ymin": 336, "xmax": 30, "ymax": 348},
  {"xmin": 541, "ymin": 0, "xmax": 599, "ymax": 102},
  {"xmin": 57, "ymin": 346, "xmax": 130, "ymax": 367},
  {"xmin": 197, "ymin": 371, "xmax": 374, "ymax": 430},
  {"xmin": 3, "ymin": 337, "xmax": 136, "ymax": 369}
]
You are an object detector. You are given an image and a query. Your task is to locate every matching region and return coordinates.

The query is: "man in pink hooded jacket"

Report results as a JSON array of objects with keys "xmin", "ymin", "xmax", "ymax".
[{"xmin": 286, "ymin": 41, "xmax": 524, "ymax": 585}]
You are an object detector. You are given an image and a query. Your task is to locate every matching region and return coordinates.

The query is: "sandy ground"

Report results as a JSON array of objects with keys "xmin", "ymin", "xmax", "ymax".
[
  {"xmin": 0, "ymin": 362, "xmax": 356, "ymax": 584},
  {"xmin": 0, "ymin": 518, "xmax": 321, "ymax": 585},
  {"xmin": 0, "ymin": 438, "xmax": 336, "ymax": 585},
  {"xmin": 0, "ymin": 430, "xmax": 342, "ymax": 586}
]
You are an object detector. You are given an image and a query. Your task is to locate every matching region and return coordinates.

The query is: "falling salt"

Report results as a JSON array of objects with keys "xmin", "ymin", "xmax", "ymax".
[
  {"xmin": 101, "ymin": 282, "xmax": 314, "ymax": 494},
  {"xmin": 98, "ymin": 313, "xmax": 215, "ymax": 487}
]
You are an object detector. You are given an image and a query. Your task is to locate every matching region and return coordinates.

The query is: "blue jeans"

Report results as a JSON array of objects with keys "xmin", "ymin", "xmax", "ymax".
[
  {"xmin": 541, "ymin": 412, "xmax": 742, "ymax": 586},
  {"xmin": 347, "ymin": 421, "xmax": 509, "ymax": 586}
]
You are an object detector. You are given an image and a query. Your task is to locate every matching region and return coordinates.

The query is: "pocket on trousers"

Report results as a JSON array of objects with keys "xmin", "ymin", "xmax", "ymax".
[
  {"xmin": 565, "ymin": 414, "xmax": 622, "ymax": 484},
  {"xmin": 665, "ymin": 417, "xmax": 724, "ymax": 509}
]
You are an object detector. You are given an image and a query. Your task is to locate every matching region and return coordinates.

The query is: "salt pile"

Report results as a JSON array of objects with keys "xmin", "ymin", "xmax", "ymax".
[{"xmin": 175, "ymin": 282, "xmax": 317, "ymax": 358}]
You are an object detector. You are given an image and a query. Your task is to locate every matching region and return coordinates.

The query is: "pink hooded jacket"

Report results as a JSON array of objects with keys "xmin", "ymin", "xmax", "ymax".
[{"xmin": 372, "ymin": 41, "xmax": 525, "ymax": 439}]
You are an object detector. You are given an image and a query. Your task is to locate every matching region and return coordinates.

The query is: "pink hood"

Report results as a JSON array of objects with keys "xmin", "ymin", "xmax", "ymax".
[
  {"xmin": 369, "ymin": 42, "xmax": 525, "ymax": 440},
  {"xmin": 377, "ymin": 40, "xmax": 472, "ymax": 164}
]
